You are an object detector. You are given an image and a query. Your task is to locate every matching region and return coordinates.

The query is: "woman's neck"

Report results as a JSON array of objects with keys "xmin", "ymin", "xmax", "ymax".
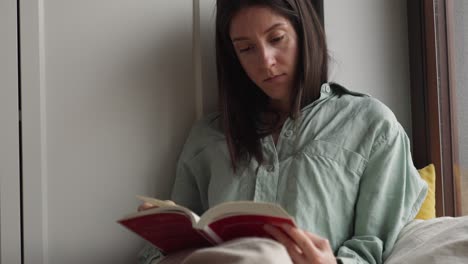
[{"xmin": 270, "ymin": 98, "xmax": 291, "ymax": 114}]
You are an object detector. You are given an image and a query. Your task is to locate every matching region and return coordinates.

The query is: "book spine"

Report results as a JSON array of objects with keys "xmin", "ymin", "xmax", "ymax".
[{"xmin": 197, "ymin": 227, "xmax": 223, "ymax": 245}]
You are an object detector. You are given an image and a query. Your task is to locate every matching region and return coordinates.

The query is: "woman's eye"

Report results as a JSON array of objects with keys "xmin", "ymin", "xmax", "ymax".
[
  {"xmin": 239, "ymin": 46, "xmax": 253, "ymax": 53},
  {"xmin": 271, "ymin": 35, "xmax": 285, "ymax": 43}
]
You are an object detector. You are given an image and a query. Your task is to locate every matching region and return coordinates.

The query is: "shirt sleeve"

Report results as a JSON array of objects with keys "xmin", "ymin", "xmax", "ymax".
[
  {"xmin": 336, "ymin": 123, "xmax": 428, "ymax": 264},
  {"xmin": 170, "ymin": 157, "xmax": 204, "ymax": 215}
]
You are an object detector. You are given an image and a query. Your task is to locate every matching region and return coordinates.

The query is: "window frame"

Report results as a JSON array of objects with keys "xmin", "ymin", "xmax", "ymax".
[{"xmin": 407, "ymin": 0, "xmax": 461, "ymax": 216}]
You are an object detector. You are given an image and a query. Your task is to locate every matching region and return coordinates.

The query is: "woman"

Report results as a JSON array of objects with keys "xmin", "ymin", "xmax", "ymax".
[{"xmin": 138, "ymin": 0, "xmax": 427, "ymax": 263}]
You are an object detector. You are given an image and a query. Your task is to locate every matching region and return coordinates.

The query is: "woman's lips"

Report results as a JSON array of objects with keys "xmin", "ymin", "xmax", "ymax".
[{"xmin": 264, "ymin": 74, "xmax": 286, "ymax": 83}]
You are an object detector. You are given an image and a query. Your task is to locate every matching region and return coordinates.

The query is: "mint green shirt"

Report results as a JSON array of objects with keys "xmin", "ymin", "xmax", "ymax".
[{"xmin": 139, "ymin": 83, "xmax": 427, "ymax": 264}]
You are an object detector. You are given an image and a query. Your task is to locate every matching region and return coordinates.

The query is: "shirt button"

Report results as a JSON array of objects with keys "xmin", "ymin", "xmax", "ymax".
[
  {"xmin": 266, "ymin": 165, "xmax": 275, "ymax": 172},
  {"xmin": 325, "ymin": 84, "xmax": 331, "ymax": 93},
  {"xmin": 284, "ymin": 130, "xmax": 294, "ymax": 138}
]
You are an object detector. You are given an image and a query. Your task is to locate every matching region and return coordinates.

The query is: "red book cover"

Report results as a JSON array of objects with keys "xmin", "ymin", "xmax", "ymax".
[
  {"xmin": 118, "ymin": 200, "xmax": 296, "ymax": 255},
  {"xmin": 208, "ymin": 215, "xmax": 295, "ymax": 242},
  {"xmin": 119, "ymin": 212, "xmax": 213, "ymax": 254}
]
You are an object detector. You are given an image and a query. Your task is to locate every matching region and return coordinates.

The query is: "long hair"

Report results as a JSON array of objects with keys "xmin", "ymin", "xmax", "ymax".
[{"xmin": 215, "ymin": 0, "xmax": 328, "ymax": 171}]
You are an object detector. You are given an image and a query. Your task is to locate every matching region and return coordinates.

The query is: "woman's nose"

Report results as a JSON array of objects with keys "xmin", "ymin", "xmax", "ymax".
[{"xmin": 258, "ymin": 46, "xmax": 276, "ymax": 69}]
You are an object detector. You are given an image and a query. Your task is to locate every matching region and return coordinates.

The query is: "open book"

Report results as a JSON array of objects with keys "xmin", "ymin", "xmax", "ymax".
[{"xmin": 118, "ymin": 196, "xmax": 296, "ymax": 254}]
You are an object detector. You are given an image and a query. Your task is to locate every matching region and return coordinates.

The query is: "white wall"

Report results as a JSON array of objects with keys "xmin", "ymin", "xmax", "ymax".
[
  {"xmin": 325, "ymin": 0, "xmax": 413, "ymax": 137},
  {"xmin": 0, "ymin": 0, "xmax": 22, "ymax": 263},
  {"xmin": 200, "ymin": 0, "xmax": 218, "ymax": 114},
  {"xmin": 20, "ymin": 1, "xmax": 195, "ymax": 263},
  {"xmin": 453, "ymin": 0, "xmax": 468, "ymax": 215}
]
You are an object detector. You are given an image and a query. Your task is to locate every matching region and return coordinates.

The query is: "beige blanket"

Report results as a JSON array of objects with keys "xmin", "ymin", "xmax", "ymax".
[
  {"xmin": 385, "ymin": 216, "xmax": 468, "ymax": 264},
  {"xmin": 157, "ymin": 237, "xmax": 292, "ymax": 264}
]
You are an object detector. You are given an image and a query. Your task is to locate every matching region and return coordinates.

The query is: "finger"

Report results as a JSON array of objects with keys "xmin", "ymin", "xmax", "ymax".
[
  {"xmin": 264, "ymin": 225, "xmax": 306, "ymax": 262},
  {"xmin": 304, "ymin": 231, "xmax": 331, "ymax": 250},
  {"xmin": 137, "ymin": 203, "xmax": 148, "ymax": 212},
  {"xmin": 163, "ymin": 200, "xmax": 176, "ymax": 206},
  {"xmin": 137, "ymin": 202, "xmax": 158, "ymax": 212},
  {"xmin": 280, "ymin": 224, "xmax": 320, "ymax": 260},
  {"xmin": 287, "ymin": 246, "xmax": 307, "ymax": 264},
  {"xmin": 263, "ymin": 225, "xmax": 302, "ymax": 253},
  {"xmin": 304, "ymin": 232, "xmax": 336, "ymax": 264}
]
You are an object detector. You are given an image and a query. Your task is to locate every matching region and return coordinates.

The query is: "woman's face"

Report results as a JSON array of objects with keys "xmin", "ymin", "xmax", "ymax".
[{"xmin": 229, "ymin": 5, "xmax": 299, "ymax": 111}]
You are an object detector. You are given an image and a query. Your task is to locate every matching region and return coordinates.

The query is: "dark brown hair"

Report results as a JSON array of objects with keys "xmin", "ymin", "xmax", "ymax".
[{"xmin": 216, "ymin": 0, "xmax": 328, "ymax": 171}]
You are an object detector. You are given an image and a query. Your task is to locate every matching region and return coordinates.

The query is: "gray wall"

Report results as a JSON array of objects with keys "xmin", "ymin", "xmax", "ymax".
[
  {"xmin": 0, "ymin": 0, "xmax": 21, "ymax": 263},
  {"xmin": 19, "ymin": 1, "xmax": 195, "ymax": 263},
  {"xmin": 453, "ymin": 0, "xmax": 468, "ymax": 215},
  {"xmin": 325, "ymin": 0, "xmax": 412, "ymax": 138}
]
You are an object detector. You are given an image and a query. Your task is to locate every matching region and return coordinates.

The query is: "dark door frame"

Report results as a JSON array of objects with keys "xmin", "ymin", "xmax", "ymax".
[{"xmin": 407, "ymin": 0, "xmax": 460, "ymax": 216}]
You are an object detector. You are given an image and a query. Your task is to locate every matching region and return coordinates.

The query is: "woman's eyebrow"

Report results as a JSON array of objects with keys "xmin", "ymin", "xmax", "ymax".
[{"xmin": 231, "ymin": 22, "xmax": 287, "ymax": 43}]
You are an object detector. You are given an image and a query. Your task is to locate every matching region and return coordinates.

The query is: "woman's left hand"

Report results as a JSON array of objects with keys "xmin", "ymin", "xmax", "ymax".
[{"xmin": 264, "ymin": 224, "xmax": 337, "ymax": 264}]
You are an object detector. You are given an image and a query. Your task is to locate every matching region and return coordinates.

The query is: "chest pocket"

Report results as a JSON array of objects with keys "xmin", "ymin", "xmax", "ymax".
[
  {"xmin": 302, "ymin": 140, "xmax": 367, "ymax": 178},
  {"xmin": 280, "ymin": 139, "xmax": 367, "ymax": 241},
  {"xmin": 292, "ymin": 139, "xmax": 367, "ymax": 199}
]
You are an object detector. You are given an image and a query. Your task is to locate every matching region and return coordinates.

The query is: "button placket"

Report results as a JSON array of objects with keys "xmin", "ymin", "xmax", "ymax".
[
  {"xmin": 266, "ymin": 164, "xmax": 275, "ymax": 172},
  {"xmin": 253, "ymin": 138, "xmax": 279, "ymax": 203},
  {"xmin": 284, "ymin": 129, "xmax": 294, "ymax": 138},
  {"xmin": 254, "ymin": 169, "xmax": 272, "ymax": 202},
  {"xmin": 254, "ymin": 164, "xmax": 278, "ymax": 202}
]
